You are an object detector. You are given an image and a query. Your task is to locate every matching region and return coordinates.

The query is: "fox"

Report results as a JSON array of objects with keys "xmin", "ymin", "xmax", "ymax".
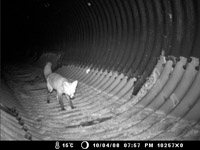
[{"xmin": 44, "ymin": 62, "xmax": 78, "ymax": 111}]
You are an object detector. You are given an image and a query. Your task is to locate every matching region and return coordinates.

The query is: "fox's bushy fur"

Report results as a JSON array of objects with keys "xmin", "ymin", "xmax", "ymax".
[{"xmin": 44, "ymin": 62, "xmax": 78, "ymax": 110}]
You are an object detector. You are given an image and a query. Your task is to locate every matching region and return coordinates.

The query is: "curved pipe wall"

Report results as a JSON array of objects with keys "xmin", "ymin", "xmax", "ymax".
[
  {"xmin": 59, "ymin": 0, "xmax": 200, "ymax": 119},
  {"xmin": 1, "ymin": 0, "xmax": 200, "ymax": 140},
  {"xmin": 61, "ymin": 0, "xmax": 200, "ymax": 94}
]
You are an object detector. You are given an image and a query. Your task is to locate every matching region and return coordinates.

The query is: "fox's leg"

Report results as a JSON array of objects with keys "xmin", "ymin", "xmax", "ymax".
[
  {"xmin": 57, "ymin": 94, "xmax": 65, "ymax": 111},
  {"xmin": 47, "ymin": 83, "xmax": 53, "ymax": 103},
  {"xmin": 47, "ymin": 91, "xmax": 51, "ymax": 103},
  {"xmin": 65, "ymin": 95, "xmax": 75, "ymax": 109}
]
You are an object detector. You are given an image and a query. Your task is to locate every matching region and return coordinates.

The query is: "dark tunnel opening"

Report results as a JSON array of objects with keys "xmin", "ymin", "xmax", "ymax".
[{"xmin": 1, "ymin": 0, "xmax": 200, "ymax": 140}]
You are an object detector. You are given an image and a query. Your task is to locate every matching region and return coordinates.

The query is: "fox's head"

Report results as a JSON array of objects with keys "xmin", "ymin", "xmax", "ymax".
[{"xmin": 63, "ymin": 80, "xmax": 78, "ymax": 99}]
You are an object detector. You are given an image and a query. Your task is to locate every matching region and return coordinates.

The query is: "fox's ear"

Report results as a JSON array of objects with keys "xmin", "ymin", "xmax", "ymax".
[{"xmin": 72, "ymin": 80, "xmax": 78, "ymax": 87}]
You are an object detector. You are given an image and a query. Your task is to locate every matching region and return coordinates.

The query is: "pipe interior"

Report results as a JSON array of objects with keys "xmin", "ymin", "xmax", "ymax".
[{"xmin": 1, "ymin": 0, "xmax": 200, "ymax": 140}]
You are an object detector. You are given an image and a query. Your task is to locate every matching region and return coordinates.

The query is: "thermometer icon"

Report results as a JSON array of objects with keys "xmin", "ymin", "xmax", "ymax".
[{"xmin": 55, "ymin": 141, "xmax": 60, "ymax": 149}]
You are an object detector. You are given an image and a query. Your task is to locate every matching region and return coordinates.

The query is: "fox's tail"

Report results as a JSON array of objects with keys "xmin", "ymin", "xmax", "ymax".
[{"xmin": 44, "ymin": 62, "xmax": 52, "ymax": 79}]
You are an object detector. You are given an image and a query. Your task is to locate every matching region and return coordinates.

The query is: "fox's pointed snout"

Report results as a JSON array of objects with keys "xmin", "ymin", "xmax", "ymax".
[{"xmin": 70, "ymin": 96, "xmax": 75, "ymax": 100}]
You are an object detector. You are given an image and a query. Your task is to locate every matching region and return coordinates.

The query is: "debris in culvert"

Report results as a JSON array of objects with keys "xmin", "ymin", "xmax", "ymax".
[{"xmin": 65, "ymin": 116, "xmax": 113, "ymax": 129}]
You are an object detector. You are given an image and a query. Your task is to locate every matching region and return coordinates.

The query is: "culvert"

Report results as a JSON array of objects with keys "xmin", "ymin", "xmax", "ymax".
[{"xmin": 1, "ymin": 0, "xmax": 200, "ymax": 140}]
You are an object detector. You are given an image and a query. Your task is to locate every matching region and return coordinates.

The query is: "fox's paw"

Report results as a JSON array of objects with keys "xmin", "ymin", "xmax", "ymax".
[
  {"xmin": 71, "ymin": 106, "xmax": 76, "ymax": 109},
  {"xmin": 47, "ymin": 97, "xmax": 50, "ymax": 103},
  {"xmin": 61, "ymin": 107, "xmax": 66, "ymax": 111}
]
